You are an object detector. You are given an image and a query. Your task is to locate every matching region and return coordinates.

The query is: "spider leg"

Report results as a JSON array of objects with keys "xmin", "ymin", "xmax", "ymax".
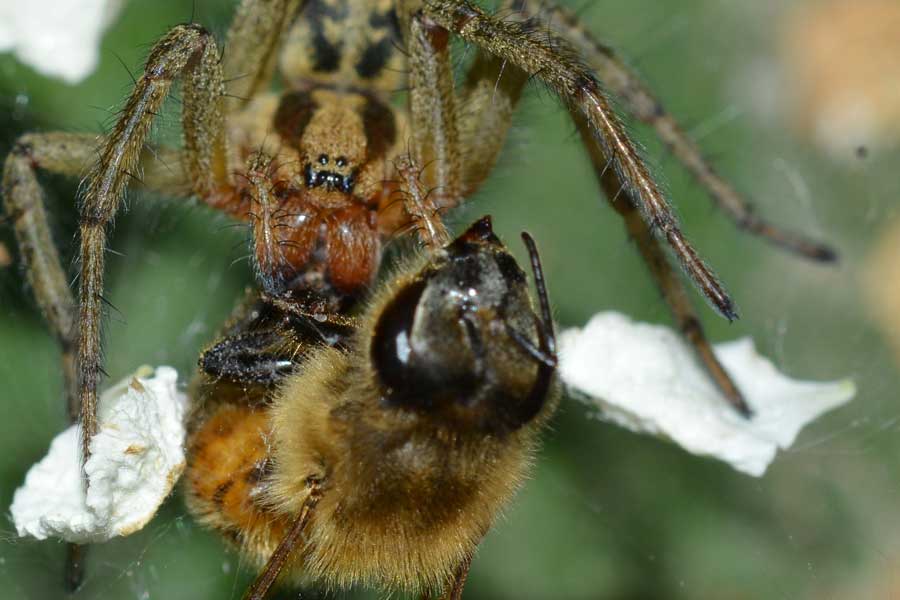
[
  {"xmin": 3, "ymin": 135, "xmax": 84, "ymax": 420},
  {"xmin": 3, "ymin": 134, "xmax": 87, "ymax": 590},
  {"xmin": 422, "ymin": 0, "xmax": 737, "ymax": 321},
  {"xmin": 580, "ymin": 129, "xmax": 751, "ymax": 416},
  {"xmin": 223, "ymin": 0, "xmax": 304, "ymax": 112},
  {"xmin": 2, "ymin": 131, "xmax": 195, "ymax": 590},
  {"xmin": 392, "ymin": 23, "xmax": 525, "ymax": 248},
  {"xmin": 2, "ymin": 133, "xmax": 193, "ymax": 421},
  {"xmin": 516, "ymin": 0, "xmax": 836, "ymax": 262},
  {"xmin": 455, "ymin": 39, "xmax": 528, "ymax": 196},
  {"xmin": 401, "ymin": 0, "xmax": 530, "ymax": 204},
  {"xmin": 401, "ymin": 7, "xmax": 463, "ymax": 204},
  {"xmin": 77, "ymin": 24, "xmax": 229, "ymax": 460}
]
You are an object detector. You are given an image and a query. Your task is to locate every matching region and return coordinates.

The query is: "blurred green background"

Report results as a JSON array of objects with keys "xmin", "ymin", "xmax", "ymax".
[{"xmin": 2, "ymin": 1, "xmax": 898, "ymax": 598}]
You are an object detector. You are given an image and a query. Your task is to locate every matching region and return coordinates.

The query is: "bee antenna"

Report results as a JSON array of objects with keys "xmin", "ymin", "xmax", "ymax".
[
  {"xmin": 520, "ymin": 232, "xmax": 556, "ymax": 361},
  {"xmin": 506, "ymin": 231, "xmax": 557, "ymax": 424},
  {"xmin": 504, "ymin": 323, "xmax": 556, "ymax": 368}
]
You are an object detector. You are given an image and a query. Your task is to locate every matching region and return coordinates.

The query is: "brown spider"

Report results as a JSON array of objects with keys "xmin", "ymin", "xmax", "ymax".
[{"xmin": 2, "ymin": 0, "xmax": 835, "ymax": 596}]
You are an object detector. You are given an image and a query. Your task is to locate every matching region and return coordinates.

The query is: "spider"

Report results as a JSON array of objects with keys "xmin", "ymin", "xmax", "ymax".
[{"xmin": 2, "ymin": 0, "xmax": 835, "ymax": 596}]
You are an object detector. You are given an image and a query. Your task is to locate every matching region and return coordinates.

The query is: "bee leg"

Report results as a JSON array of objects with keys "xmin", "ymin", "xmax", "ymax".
[
  {"xmin": 199, "ymin": 329, "xmax": 297, "ymax": 386},
  {"xmin": 444, "ymin": 554, "xmax": 474, "ymax": 600},
  {"xmin": 243, "ymin": 486, "xmax": 320, "ymax": 600},
  {"xmin": 418, "ymin": 553, "xmax": 473, "ymax": 600}
]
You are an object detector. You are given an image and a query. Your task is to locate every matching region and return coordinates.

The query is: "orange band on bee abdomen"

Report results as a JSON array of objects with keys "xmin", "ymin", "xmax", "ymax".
[{"xmin": 184, "ymin": 404, "xmax": 288, "ymax": 557}]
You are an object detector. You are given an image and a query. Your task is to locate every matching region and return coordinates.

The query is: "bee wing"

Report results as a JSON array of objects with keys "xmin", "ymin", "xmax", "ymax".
[
  {"xmin": 199, "ymin": 327, "xmax": 300, "ymax": 385},
  {"xmin": 200, "ymin": 299, "xmax": 357, "ymax": 385}
]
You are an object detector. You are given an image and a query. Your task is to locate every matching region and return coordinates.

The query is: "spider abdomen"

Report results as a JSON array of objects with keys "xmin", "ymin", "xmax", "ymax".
[{"xmin": 280, "ymin": 0, "xmax": 404, "ymax": 92}]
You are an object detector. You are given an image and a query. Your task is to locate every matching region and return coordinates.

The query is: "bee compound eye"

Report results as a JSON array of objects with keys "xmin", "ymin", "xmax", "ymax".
[
  {"xmin": 371, "ymin": 279, "xmax": 427, "ymax": 394},
  {"xmin": 371, "ymin": 275, "xmax": 486, "ymax": 415}
]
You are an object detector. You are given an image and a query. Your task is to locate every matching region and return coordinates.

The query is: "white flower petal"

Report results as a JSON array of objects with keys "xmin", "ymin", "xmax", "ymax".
[
  {"xmin": 559, "ymin": 312, "xmax": 855, "ymax": 477},
  {"xmin": 10, "ymin": 366, "xmax": 187, "ymax": 543}
]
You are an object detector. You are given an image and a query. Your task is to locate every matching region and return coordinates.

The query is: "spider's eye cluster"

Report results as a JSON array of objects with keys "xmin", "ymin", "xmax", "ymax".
[{"xmin": 304, "ymin": 159, "xmax": 356, "ymax": 194}]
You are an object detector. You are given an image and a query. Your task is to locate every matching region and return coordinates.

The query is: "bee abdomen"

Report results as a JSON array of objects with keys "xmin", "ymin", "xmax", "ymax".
[{"xmin": 184, "ymin": 404, "xmax": 288, "ymax": 563}]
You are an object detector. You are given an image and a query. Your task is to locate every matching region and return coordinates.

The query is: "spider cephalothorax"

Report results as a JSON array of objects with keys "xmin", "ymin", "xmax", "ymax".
[
  {"xmin": 211, "ymin": 10, "xmax": 409, "ymax": 301},
  {"xmin": 2, "ymin": 0, "xmax": 837, "ymax": 597},
  {"xmin": 226, "ymin": 87, "xmax": 401, "ymax": 299}
]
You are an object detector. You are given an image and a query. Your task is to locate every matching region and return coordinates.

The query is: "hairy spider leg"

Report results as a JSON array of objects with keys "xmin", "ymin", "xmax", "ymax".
[
  {"xmin": 4, "ymin": 26, "xmax": 244, "ymax": 586},
  {"xmin": 76, "ymin": 24, "xmax": 229, "ymax": 461},
  {"xmin": 3, "ymin": 132, "xmax": 94, "ymax": 592},
  {"xmin": 400, "ymin": 2, "xmax": 530, "ymax": 208},
  {"xmin": 519, "ymin": 0, "xmax": 836, "ymax": 262},
  {"xmin": 223, "ymin": 0, "xmax": 305, "ymax": 112},
  {"xmin": 590, "ymin": 150, "xmax": 753, "ymax": 416},
  {"xmin": 3, "ymin": 131, "xmax": 208, "ymax": 593}
]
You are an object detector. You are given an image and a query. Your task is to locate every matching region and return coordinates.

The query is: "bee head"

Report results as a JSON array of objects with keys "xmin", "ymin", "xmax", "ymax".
[{"xmin": 370, "ymin": 217, "xmax": 557, "ymax": 436}]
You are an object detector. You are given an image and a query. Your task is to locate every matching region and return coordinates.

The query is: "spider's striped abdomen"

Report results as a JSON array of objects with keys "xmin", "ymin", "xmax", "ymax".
[{"xmin": 280, "ymin": 0, "xmax": 404, "ymax": 93}]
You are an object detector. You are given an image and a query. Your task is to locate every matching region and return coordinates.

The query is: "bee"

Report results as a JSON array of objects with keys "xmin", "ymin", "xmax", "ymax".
[{"xmin": 184, "ymin": 215, "xmax": 559, "ymax": 598}]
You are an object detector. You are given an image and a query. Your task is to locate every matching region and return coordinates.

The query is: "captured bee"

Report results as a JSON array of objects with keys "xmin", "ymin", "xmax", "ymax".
[{"xmin": 185, "ymin": 216, "xmax": 559, "ymax": 598}]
